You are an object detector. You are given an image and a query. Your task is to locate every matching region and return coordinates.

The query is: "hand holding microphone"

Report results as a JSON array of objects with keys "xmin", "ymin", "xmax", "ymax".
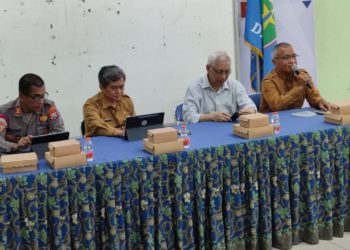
[{"xmin": 292, "ymin": 65, "xmax": 312, "ymax": 89}]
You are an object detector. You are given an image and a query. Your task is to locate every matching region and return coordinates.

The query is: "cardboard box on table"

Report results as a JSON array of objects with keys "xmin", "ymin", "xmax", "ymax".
[
  {"xmin": 330, "ymin": 100, "xmax": 350, "ymax": 115},
  {"xmin": 0, "ymin": 152, "xmax": 38, "ymax": 174},
  {"xmin": 45, "ymin": 139, "xmax": 86, "ymax": 169},
  {"xmin": 325, "ymin": 112, "xmax": 350, "ymax": 125},
  {"xmin": 147, "ymin": 127, "xmax": 178, "ymax": 144},
  {"xmin": 143, "ymin": 138, "xmax": 184, "ymax": 155},
  {"xmin": 239, "ymin": 113, "xmax": 269, "ymax": 128},
  {"xmin": 143, "ymin": 127, "xmax": 184, "ymax": 155},
  {"xmin": 48, "ymin": 139, "xmax": 81, "ymax": 157},
  {"xmin": 45, "ymin": 151, "xmax": 86, "ymax": 169},
  {"xmin": 233, "ymin": 124, "xmax": 274, "ymax": 139}
]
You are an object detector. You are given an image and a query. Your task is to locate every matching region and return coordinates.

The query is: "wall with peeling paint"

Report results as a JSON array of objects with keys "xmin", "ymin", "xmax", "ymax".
[{"xmin": 0, "ymin": 0, "xmax": 236, "ymax": 137}]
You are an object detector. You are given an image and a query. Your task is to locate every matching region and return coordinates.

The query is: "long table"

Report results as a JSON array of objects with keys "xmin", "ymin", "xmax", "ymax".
[{"xmin": 0, "ymin": 108, "xmax": 349, "ymax": 249}]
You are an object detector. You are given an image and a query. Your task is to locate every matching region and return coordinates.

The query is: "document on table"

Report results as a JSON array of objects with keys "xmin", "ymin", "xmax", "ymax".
[{"xmin": 291, "ymin": 110, "xmax": 317, "ymax": 117}]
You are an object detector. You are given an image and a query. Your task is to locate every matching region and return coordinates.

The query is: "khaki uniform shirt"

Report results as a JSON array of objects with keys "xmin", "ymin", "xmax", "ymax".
[
  {"xmin": 260, "ymin": 69, "xmax": 324, "ymax": 113},
  {"xmin": 83, "ymin": 92, "xmax": 135, "ymax": 137},
  {"xmin": 0, "ymin": 98, "xmax": 65, "ymax": 153}
]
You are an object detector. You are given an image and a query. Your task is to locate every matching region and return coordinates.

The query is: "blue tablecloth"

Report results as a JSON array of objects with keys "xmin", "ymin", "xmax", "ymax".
[
  {"xmin": 78, "ymin": 108, "xmax": 340, "ymax": 163},
  {"xmin": 0, "ymin": 108, "xmax": 349, "ymax": 249},
  {"xmin": 1, "ymin": 108, "xmax": 337, "ymax": 177}
]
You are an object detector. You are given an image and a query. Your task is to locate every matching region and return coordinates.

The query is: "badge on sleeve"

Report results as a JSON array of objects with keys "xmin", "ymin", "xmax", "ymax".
[
  {"xmin": 48, "ymin": 106, "xmax": 59, "ymax": 120},
  {"xmin": 0, "ymin": 115, "xmax": 8, "ymax": 133}
]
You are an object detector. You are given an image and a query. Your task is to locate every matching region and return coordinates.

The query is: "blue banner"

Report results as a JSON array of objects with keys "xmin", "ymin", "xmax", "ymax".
[{"xmin": 244, "ymin": 0, "xmax": 277, "ymax": 91}]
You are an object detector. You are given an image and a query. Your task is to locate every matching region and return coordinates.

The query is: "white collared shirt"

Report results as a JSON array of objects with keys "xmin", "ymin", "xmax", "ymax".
[{"xmin": 183, "ymin": 75, "xmax": 256, "ymax": 123}]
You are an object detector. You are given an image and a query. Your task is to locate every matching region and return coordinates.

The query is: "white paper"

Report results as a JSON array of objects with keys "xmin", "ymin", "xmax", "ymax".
[{"xmin": 291, "ymin": 111, "xmax": 317, "ymax": 117}]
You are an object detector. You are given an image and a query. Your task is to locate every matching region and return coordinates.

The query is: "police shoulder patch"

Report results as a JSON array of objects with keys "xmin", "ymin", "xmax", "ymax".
[
  {"xmin": 0, "ymin": 114, "xmax": 8, "ymax": 133},
  {"xmin": 48, "ymin": 106, "xmax": 59, "ymax": 120}
]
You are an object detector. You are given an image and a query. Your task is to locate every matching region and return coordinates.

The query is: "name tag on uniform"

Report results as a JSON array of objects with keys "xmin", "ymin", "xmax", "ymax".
[{"xmin": 104, "ymin": 118, "xmax": 112, "ymax": 122}]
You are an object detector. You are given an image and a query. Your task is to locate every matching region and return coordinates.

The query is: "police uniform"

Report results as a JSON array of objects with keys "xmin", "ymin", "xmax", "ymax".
[
  {"xmin": 83, "ymin": 91, "xmax": 135, "ymax": 137},
  {"xmin": 0, "ymin": 98, "xmax": 65, "ymax": 153}
]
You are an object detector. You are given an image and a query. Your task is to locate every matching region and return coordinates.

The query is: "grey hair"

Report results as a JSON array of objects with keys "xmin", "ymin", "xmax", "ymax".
[
  {"xmin": 207, "ymin": 51, "xmax": 231, "ymax": 65},
  {"xmin": 98, "ymin": 65, "xmax": 126, "ymax": 88},
  {"xmin": 271, "ymin": 42, "xmax": 292, "ymax": 59}
]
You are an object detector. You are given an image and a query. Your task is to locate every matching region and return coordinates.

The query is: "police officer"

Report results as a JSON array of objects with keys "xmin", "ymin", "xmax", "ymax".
[
  {"xmin": 0, "ymin": 73, "xmax": 65, "ymax": 154},
  {"xmin": 83, "ymin": 65, "xmax": 135, "ymax": 137}
]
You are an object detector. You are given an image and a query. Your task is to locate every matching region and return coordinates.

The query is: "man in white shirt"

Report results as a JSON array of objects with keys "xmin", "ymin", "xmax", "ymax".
[{"xmin": 183, "ymin": 51, "xmax": 256, "ymax": 123}]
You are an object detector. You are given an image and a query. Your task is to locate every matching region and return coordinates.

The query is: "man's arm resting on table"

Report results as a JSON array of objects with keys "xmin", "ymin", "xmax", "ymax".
[
  {"xmin": 199, "ymin": 112, "xmax": 232, "ymax": 122},
  {"xmin": 112, "ymin": 127, "xmax": 125, "ymax": 137},
  {"xmin": 300, "ymin": 70, "xmax": 330, "ymax": 111},
  {"xmin": 318, "ymin": 100, "xmax": 331, "ymax": 111},
  {"xmin": 0, "ymin": 135, "xmax": 32, "ymax": 153},
  {"xmin": 11, "ymin": 136, "xmax": 32, "ymax": 151},
  {"xmin": 199, "ymin": 107, "xmax": 255, "ymax": 122}
]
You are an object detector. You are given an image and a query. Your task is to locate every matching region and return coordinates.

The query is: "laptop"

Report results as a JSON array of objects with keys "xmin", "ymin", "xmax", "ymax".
[
  {"xmin": 125, "ymin": 112, "xmax": 164, "ymax": 141},
  {"xmin": 31, "ymin": 131, "xmax": 70, "ymax": 159}
]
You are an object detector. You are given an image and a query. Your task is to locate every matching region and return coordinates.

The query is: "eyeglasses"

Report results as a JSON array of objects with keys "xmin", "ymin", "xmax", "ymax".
[
  {"xmin": 27, "ymin": 92, "xmax": 49, "ymax": 101},
  {"xmin": 275, "ymin": 54, "xmax": 299, "ymax": 61},
  {"xmin": 211, "ymin": 67, "xmax": 231, "ymax": 76}
]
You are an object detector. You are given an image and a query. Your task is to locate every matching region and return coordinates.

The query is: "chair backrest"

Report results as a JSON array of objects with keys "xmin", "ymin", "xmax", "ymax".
[
  {"xmin": 249, "ymin": 92, "xmax": 261, "ymax": 110},
  {"xmin": 81, "ymin": 120, "xmax": 85, "ymax": 136},
  {"xmin": 174, "ymin": 103, "xmax": 183, "ymax": 123}
]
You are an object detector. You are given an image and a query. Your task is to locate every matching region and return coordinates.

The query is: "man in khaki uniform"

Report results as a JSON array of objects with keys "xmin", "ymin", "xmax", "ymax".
[
  {"xmin": 0, "ymin": 73, "xmax": 65, "ymax": 154},
  {"xmin": 83, "ymin": 65, "xmax": 135, "ymax": 137},
  {"xmin": 260, "ymin": 42, "xmax": 330, "ymax": 113}
]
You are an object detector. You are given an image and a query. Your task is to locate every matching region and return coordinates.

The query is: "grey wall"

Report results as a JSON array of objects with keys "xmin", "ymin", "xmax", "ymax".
[{"xmin": 0, "ymin": 0, "xmax": 237, "ymax": 136}]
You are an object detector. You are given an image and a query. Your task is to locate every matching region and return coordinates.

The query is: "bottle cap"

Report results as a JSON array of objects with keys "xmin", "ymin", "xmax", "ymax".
[
  {"xmin": 272, "ymin": 112, "xmax": 278, "ymax": 115},
  {"xmin": 181, "ymin": 124, "xmax": 187, "ymax": 128},
  {"xmin": 85, "ymin": 137, "xmax": 91, "ymax": 141}
]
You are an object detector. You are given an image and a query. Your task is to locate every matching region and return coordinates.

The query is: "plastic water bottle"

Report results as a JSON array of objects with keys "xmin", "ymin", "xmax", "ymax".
[
  {"xmin": 84, "ymin": 137, "xmax": 94, "ymax": 162},
  {"xmin": 180, "ymin": 124, "xmax": 190, "ymax": 148},
  {"xmin": 270, "ymin": 112, "xmax": 281, "ymax": 134}
]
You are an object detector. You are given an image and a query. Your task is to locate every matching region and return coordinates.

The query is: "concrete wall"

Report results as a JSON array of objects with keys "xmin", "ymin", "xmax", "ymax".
[
  {"xmin": 0, "ymin": 0, "xmax": 236, "ymax": 136},
  {"xmin": 315, "ymin": 0, "xmax": 350, "ymax": 102}
]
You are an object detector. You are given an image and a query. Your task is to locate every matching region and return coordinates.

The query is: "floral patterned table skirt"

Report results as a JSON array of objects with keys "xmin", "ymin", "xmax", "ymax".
[{"xmin": 0, "ymin": 127, "xmax": 349, "ymax": 249}]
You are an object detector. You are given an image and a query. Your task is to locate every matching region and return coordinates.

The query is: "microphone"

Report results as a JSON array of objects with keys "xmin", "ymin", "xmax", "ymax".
[{"xmin": 292, "ymin": 65, "xmax": 312, "ymax": 89}]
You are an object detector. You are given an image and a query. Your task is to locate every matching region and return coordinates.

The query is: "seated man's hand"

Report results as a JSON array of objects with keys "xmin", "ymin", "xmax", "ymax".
[
  {"xmin": 319, "ymin": 100, "xmax": 331, "ymax": 111},
  {"xmin": 11, "ymin": 135, "xmax": 32, "ymax": 152},
  {"xmin": 18, "ymin": 135, "xmax": 32, "ymax": 147},
  {"xmin": 210, "ymin": 112, "xmax": 232, "ymax": 122},
  {"xmin": 295, "ymin": 70, "xmax": 312, "ymax": 88},
  {"xmin": 239, "ymin": 107, "xmax": 256, "ymax": 115},
  {"xmin": 113, "ymin": 128, "xmax": 125, "ymax": 137}
]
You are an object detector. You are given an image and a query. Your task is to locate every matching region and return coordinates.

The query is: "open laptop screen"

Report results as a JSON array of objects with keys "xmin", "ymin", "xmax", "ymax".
[
  {"xmin": 125, "ymin": 112, "xmax": 164, "ymax": 141},
  {"xmin": 31, "ymin": 131, "xmax": 70, "ymax": 158}
]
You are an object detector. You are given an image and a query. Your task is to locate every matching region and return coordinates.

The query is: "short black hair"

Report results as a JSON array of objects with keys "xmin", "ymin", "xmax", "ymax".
[
  {"xmin": 98, "ymin": 65, "xmax": 126, "ymax": 88},
  {"xmin": 19, "ymin": 73, "xmax": 45, "ymax": 96}
]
